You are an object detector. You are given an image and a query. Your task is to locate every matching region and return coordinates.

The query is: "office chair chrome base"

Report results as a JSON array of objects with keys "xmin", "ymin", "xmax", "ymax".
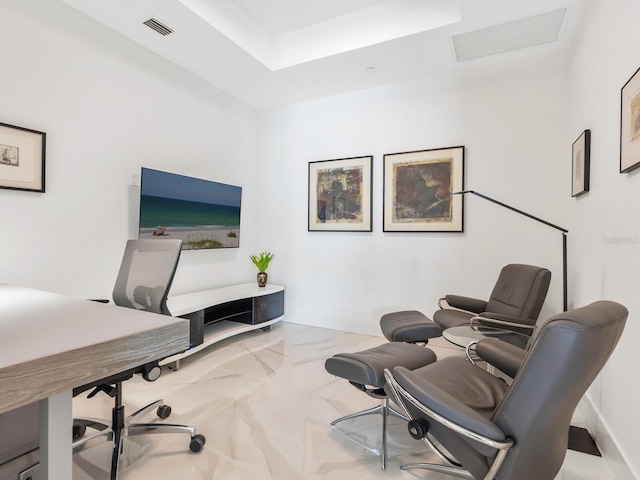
[
  {"xmin": 330, "ymin": 396, "xmax": 408, "ymax": 470},
  {"xmin": 73, "ymin": 383, "xmax": 206, "ymax": 480}
]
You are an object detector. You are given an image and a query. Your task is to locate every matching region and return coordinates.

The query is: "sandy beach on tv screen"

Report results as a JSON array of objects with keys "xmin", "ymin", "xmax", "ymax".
[{"xmin": 140, "ymin": 226, "xmax": 240, "ymax": 249}]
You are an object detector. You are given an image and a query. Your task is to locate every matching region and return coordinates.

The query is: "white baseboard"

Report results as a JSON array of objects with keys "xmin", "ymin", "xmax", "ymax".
[
  {"xmin": 579, "ymin": 395, "xmax": 637, "ymax": 480},
  {"xmin": 283, "ymin": 308, "xmax": 383, "ymax": 337}
]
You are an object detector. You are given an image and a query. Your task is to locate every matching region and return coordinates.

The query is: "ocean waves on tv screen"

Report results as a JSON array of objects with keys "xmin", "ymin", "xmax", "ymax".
[{"xmin": 139, "ymin": 195, "xmax": 240, "ymax": 229}]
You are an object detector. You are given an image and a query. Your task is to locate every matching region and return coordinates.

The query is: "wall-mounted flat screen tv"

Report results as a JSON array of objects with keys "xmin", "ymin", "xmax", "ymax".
[{"xmin": 138, "ymin": 167, "xmax": 242, "ymax": 250}]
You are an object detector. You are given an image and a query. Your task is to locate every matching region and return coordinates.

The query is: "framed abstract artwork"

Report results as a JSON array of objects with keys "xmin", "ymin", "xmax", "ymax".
[
  {"xmin": 0, "ymin": 122, "xmax": 46, "ymax": 192},
  {"xmin": 308, "ymin": 155, "xmax": 373, "ymax": 232},
  {"xmin": 383, "ymin": 146, "xmax": 464, "ymax": 232},
  {"xmin": 620, "ymin": 67, "xmax": 640, "ymax": 173},
  {"xmin": 572, "ymin": 129, "xmax": 590, "ymax": 197}
]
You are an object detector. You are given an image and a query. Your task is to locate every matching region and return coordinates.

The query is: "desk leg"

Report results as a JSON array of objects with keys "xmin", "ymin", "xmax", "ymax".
[{"xmin": 39, "ymin": 390, "xmax": 72, "ymax": 480}]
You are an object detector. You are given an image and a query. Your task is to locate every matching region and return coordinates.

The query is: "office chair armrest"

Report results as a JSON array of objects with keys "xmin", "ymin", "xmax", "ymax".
[
  {"xmin": 440, "ymin": 295, "xmax": 487, "ymax": 313},
  {"xmin": 475, "ymin": 338, "xmax": 527, "ymax": 378},
  {"xmin": 384, "ymin": 366, "xmax": 511, "ymax": 449}
]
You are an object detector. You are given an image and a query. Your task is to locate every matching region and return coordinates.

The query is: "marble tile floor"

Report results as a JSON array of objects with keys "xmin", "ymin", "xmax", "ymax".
[{"xmin": 71, "ymin": 322, "xmax": 617, "ymax": 480}]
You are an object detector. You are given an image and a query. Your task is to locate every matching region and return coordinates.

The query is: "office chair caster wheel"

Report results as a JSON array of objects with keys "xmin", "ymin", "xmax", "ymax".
[
  {"xmin": 157, "ymin": 404, "xmax": 172, "ymax": 419},
  {"xmin": 72, "ymin": 423, "xmax": 87, "ymax": 440},
  {"xmin": 407, "ymin": 419, "xmax": 430, "ymax": 440},
  {"xmin": 142, "ymin": 364, "xmax": 162, "ymax": 382},
  {"xmin": 189, "ymin": 434, "xmax": 206, "ymax": 452}
]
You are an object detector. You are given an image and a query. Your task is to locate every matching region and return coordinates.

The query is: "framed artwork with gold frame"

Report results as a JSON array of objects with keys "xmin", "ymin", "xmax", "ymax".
[
  {"xmin": 620, "ymin": 67, "xmax": 640, "ymax": 173},
  {"xmin": 308, "ymin": 155, "xmax": 373, "ymax": 232},
  {"xmin": 383, "ymin": 146, "xmax": 464, "ymax": 232}
]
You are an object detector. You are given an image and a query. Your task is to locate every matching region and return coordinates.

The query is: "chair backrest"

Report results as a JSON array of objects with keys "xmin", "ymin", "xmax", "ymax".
[
  {"xmin": 112, "ymin": 239, "xmax": 182, "ymax": 315},
  {"xmin": 485, "ymin": 264, "xmax": 551, "ymax": 321},
  {"xmin": 491, "ymin": 301, "xmax": 627, "ymax": 480}
]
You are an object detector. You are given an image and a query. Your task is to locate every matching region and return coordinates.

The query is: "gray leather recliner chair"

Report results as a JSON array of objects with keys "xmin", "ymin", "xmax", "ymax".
[
  {"xmin": 380, "ymin": 264, "xmax": 552, "ymax": 343},
  {"xmin": 383, "ymin": 300, "xmax": 627, "ymax": 480}
]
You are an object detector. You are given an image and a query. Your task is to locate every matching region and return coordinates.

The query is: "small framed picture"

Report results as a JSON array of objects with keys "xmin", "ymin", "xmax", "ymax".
[
  {"xmin": 572, "ymin": 129, "xmax": 590, "ymax": 197},
  {"xmin": 383, "ymin": 146, "xmax": 464, "ymax": 232},
  {"xmin": 620, "ymin": 67, "xmax": 640, "ymax": 173},
  {"xmin": 308, "ymin": 155, "xmax": 373, "ymax": 232},
  {"xmin": 0, "ymin": 122, "xmax": 46, "ymax": 192}
]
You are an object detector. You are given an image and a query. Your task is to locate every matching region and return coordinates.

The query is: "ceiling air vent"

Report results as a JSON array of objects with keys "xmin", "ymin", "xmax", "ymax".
[
  {"xmin": 143, "ymin": 18, "xmax": 174, "ymax": 36},
  {"xmin": 452, "ymin": 9, "xmax": 566, "ymax": 62}
]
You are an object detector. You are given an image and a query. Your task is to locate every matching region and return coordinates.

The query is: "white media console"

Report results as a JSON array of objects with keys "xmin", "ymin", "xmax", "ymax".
[{"xmin": 162, "ymin": 283, "xmax": 285, "ymax": 369}]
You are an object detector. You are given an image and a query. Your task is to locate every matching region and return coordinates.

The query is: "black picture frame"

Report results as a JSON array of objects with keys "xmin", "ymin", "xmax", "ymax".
[
  {"xmin": 620, "ymin": 67, "xmax": 640, "ymax": 173},
  {"xmin": 0, "ymin": 122, "xmax": 46, "ymax": 192},
  {"xmin": 308, "ymin": 155, "xmax": 373, "ymax": 232},
  {"xmin": 572, "ymin": 129, "xmax": 590, "ymax": 197},
  {"xmin": 383, "ymin": 146, "xmax": 464, "ymax": 232}
]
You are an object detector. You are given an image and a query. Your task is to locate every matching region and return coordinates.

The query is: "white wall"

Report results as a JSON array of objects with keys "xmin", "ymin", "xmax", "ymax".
[
  {"xmin": 2, "ymin": 0, "xmax": 637, "ymax": 477},
  {"xmin": 0, "ymin": 0, "xmax": 262, "ymax": 298},
  {"xmin": 567, "ymin": 0, "xmax": 640, "ymax": 478},
  {"xmin": 259, "ymin": 54, "xmax": 569, "ymax": 335}
]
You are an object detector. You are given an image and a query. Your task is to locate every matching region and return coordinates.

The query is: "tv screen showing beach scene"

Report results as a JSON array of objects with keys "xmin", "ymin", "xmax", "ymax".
[{"xmin": 139, "ymin": 167, "xmax": 242, "ymax": 250}]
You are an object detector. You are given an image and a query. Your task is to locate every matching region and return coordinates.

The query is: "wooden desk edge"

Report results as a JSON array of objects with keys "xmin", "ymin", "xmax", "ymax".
[{"xmin": 0, "ymin": 320, "xmax": 189, "ymax": 415}]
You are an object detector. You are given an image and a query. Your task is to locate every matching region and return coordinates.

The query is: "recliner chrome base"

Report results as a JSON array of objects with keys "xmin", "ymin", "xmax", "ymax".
[
  {"xmin": 400, "ymin": 462, "xmax": 475, "ymax": 479},
  {"xmin": 330, "ymin": 396, "xmax": 408, "ymax": 470}
]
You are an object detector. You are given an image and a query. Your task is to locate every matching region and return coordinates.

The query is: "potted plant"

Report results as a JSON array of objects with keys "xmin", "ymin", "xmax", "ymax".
[{"xmin": 250, "ymin": 251, "xmax": 274, "ymax": 287}]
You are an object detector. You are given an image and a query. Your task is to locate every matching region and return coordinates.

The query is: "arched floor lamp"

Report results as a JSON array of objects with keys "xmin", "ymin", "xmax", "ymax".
[
  {"xmin": 453, "ymin": 191, "xmax": 602, "ymax": 455},
  {"xmin": 453, "ymin": 190, "xmax": 568, "ymax": 311}
]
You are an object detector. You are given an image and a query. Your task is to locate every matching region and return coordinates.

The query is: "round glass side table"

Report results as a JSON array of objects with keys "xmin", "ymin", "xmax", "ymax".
[{"xmin": 442, "ymin": 325, "xmax": 529, "ymax": 350}]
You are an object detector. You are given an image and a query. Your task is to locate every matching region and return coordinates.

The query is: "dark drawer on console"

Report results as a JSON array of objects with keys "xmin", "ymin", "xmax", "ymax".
[{"xmin": 231, "ymin": 290, "xmax": 284, "ymax": 325}]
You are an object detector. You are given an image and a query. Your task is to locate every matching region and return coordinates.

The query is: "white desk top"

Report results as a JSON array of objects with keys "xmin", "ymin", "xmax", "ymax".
[
  {"xmin": 0, "ymin": 285, "xmax": 189, "ymax": 414},
  {"xmin": 167, "ymin": 283, "xmax": 284, "ymax": 317}
]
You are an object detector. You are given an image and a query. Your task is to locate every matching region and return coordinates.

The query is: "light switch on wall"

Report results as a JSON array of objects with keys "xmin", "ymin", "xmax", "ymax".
[{"xmin": 130, "ymin": 173, "xmax": 140, "ymax": 187}]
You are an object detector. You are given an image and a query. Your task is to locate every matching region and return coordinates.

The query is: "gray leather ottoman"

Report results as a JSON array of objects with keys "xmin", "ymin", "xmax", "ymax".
[
  {"xmin": 325, "ymin": 342, "xmax": 437, "ymax": 469},
  {"xmin": 379, "ymin": 310, "xmax": 443, "ymax": 343}
]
